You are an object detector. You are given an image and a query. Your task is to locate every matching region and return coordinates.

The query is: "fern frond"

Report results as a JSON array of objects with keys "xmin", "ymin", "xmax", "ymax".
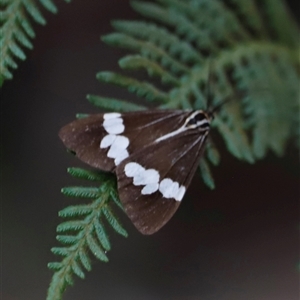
[
  {"xmin": 47, "ymin": 170, "xmax": 127, "ymax": 300},
  {"xmin": 0, "ymin": 0, "xmax": 71, "ymax": 85},
  {"xmin": 95, "ymin": 0, "xmax": 299, "ymax": 188}
]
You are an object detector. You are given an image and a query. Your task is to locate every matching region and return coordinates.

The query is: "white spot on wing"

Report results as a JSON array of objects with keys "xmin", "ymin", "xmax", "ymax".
[
  {"xmin": 143, "ymin": 169, "xmax": 160, "ymax": 184},
  {"xmin": 159, "ymin": 178, "xmax": 174, "ymax": 198},
  {"xmin": 100, "ymin": 134, "xmax": 116, "ymax": 148},
  {"xmin": 133, "ymin": 171, "xmax": 147, "ymax": 185},
  {"xmin": 176, "ymin": 186, "xmax": 186, "ymax": 201},
  {"xmin": 113, "ymin": 135, "xmax": 129, "ymax": 149},
  {"xmin": 159, "ymin": 178, "xmax": 185, "ymax": 201},
  {"xmin": 169, "ymin": 181, "xmax": 180, "ymax": 197},
  {"xmin": 104, "ymin": 123, "xmax": 125, "ymax": 135},
  {"xmin": 114, "ymin": 150, "xmax": 129, "ymax": 165},
  {"xmin": 100, "ymin": 113, "xmax": 129, "ymax": 165},
  {"xmin": 125, "ymin": 162, "xmax": 145, "ymax": 177},
  {"xmin": 107, "ymin": 137, "xmax": 129, "ymax": 159},
  {"xmin": 142, "ymin": 183, "xmax": 159, "ymax": 195},
  {"xmin": 124, "ymin": 163, "xmax": 184, "ymax": 201},
  {"xmin": 103, "ymin": 117, "xmax": 123, "ymax": 127},
  {"xmin": 124, "ymin": 162, "xmax": 160, "ymax": 194},
  {"xmin": 103, "ymin": 118, "xmax": 124, "ymax": 134},
  {"xmin": 132, "ymin": 169, "xmax": 158, "ymax": 186}
]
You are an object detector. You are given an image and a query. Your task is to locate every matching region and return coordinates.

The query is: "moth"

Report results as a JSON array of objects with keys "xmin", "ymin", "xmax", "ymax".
[
  {"xmin": 59, "ymin": 59, "xmax": 224, "ymax": 235},
  {"xmin": 59, "ymin": 107, "xmax": 219, "ymax": 235}
]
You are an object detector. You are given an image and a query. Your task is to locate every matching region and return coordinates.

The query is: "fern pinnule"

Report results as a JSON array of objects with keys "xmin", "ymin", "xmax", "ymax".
[
  {"xmin": 87, "ymin": 94, "xmax": 146, "ymax": 112},
  {"xmin": 66, "ymin": 167, "xmax": 109, "ymax": 182},
  {"xmin": 59, "ymin": 205, "xmax": 96, "ymax": 218},
  {"xmin": 119, "ymin": 55, "xmax": 181, "ymax": 86},
  {"xmin": 205, "ymin": 140, "xmax": 221, "ymax": 166},
  {"xmin": 199, "ymin": 158, "xmax": 215, "ymax": 190},
  {"xmin": 86, "ymin": 233, "xmax": 109, "ymax": 262},
  {"xmin": 56, "ymin": 235, "xmax": 80, "ymax": 245},
  {"xmin": 94, "ymin": 218, "xmax": 111, "ymax": 251},
  {"xmin": 57, "ymin": 220, "xmax": 87, "ymax": 232},
  {"xmin": 78, "ymin": 249, "xmax": 92, "ymax": 271},
  {"xmin": 61, "ymin": 187, "xmax": 100, "ymax": 199},
  {"xmin": 102, "ymin": 207, "xmax": 128, "ymax": 237},
  {"xmin": 97, "ymin": 71, "xmax": 169, "ymax": 103}
]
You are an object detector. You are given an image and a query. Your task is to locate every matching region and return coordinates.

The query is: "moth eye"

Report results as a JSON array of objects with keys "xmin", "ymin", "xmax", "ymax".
[
  {"xmin": 186, "ymin": 112, "xmax": 208, "ymax": 127},
  {"xmin": 186, "ymin": 118, "xmax": 197, "ymax": 126},
  {"xmin": 194, "ymin": 112, "xmax": 206, "ymax": 122},
  {"xmin": 199, "ymin": 122, "xmax": 210, "ymax": 130}
]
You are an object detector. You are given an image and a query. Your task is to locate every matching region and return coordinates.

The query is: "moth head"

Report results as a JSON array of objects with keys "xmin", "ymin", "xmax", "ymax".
[{"xmin": 185, "ymin": 110, "xmax": 211, "ymax": 130}]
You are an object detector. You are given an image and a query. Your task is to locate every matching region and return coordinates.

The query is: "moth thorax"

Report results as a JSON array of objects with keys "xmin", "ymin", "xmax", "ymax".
[{"xmin": 185, "ymin": 110, "xmax": 210, "ymax": 130}]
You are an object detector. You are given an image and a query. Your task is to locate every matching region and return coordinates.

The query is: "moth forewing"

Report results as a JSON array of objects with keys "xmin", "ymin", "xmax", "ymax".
[
  {"xmin": 59, "ymin": 110, "xmax": 190, "ymax": 171},
  {"xmin": 116, "ymin": 126, "xmax": 210, "ymax": 234}
]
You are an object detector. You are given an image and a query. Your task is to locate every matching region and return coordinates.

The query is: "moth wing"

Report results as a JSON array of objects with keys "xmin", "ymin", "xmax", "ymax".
[
  {"xmin": 120, "ymin": 110, "xmax": 189, "ymax": 153},
  {"xmin": 59, "ymin": 114, "xmax": 115, "ymax": 171},
  {"xmin": 116, "ymin": 130, "xmax": 208, "ymax": 234},
  {"xmin": 59, "ymin": 110, "xmax": 189, "ymax": 172}
]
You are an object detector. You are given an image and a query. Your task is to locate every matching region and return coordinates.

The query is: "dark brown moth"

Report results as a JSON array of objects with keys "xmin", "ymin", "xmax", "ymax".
[{"xmin": 59, "ymin": 109, "xmax": 214, "ymax": 234}]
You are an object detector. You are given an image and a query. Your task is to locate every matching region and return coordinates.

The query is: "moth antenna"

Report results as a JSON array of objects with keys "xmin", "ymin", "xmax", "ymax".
[
  {"xmin": 204, "ymin": 58, "xmax": 232, "ymax": 118},
  {"xmin": 205, "ymin": 58, "xmax": 215, "ymax": 109},
  {"xmin": 208, "ymin": 96, "xmax": 231, "ymax": 119}
]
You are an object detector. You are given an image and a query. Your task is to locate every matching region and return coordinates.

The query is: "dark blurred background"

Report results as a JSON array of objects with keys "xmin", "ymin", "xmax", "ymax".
[{"xmin": 1, "ymin": 1, "xmax": 299, "ymax": 299}]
